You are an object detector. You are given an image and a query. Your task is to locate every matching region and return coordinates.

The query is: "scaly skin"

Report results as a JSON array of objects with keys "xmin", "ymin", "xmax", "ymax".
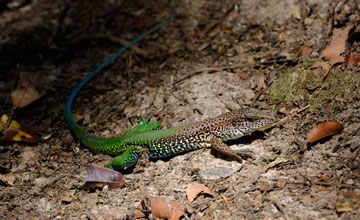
[
  {"xmin": 68, "ymin": 108, "xmax": 274, "ymax": 170},
  {"xmin": 64, "ymin": 16, "xmax": 275, "ymax": 170}
]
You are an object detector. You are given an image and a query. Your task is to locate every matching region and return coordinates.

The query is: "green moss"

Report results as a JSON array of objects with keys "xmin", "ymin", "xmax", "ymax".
[{"xmin": 269, "ymin": 59, "xmax": 360, "ymax": 111}]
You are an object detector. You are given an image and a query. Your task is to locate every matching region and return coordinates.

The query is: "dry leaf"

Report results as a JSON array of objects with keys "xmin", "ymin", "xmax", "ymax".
[
  {"xmin": 346, "ymin": 52, "xmax": 360, "ymax": 67},
  {"xmin": 321, "ymin": 24, "xmax": 353, "ymax": 78},
  {"xmin": 11, "ymin": 73, "xmax": 41, "ymax": 108},
  {"xmin": 264, "ymin": 157, "xmax": 290, "ymax": 172},
  {"xmin": 150, "ymin": 197, "xmax": 172, "ymax": 219},
  {"xmin": 0, "ymin": 172, "xmax": 15, "ymax": 186},
  {"xmin": 259, "ymin": 181, "xmax": 273, "ymax": 192},
  {"xmin": 334, "ymin": 191, "xmax": 360, "ymax": 212},
  {"xmin": 80, "ymin": 165, "xmax": 125, "ymax": 189},
  {"xmin": 0, "ymin": 114, "xmax": 38, "ymax": 143},
  {"xmin": 300, "ymin": 46, "xmax": 313, "ymax": 57},
  {"xmin": 306, "ymin": 121, "xmax": 343, "ymax": 144},
  {"xmin": 277, "ymin": 179, "xmax": 287, "ymax": 188},
  {"xmin": 236, "ymin": 70, "xmax": 250, "ymax": 80},
  {"xmin": 319, "ymin": 175, "xmax": 328, "ymax": 181},
  {"xmin": 321, "ymin": 24, "xmax": 353, "ymax": 65},
  {"xmin": 185, "ymin": 183, "xmax": 214, "ymax": 203},
  {"xmin": 169, "ymin": 203, "xmax": 186, "ymax": 220},
  {"xmin": 289, "ymin": 4, "xmax": 301, "ymax": 19},
  {"xmin": 134, "ymin": 197, "xmax": 185, "ymax": 220},
  {"xmin": 134, "ymin": 204, "xmax": 146, "ymax": 219}
]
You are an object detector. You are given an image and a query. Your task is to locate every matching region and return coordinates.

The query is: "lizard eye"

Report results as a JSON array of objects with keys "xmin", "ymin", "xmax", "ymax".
[{"xmin": 232, "ymin": 121, "xmax": 237, "ymax": 127}]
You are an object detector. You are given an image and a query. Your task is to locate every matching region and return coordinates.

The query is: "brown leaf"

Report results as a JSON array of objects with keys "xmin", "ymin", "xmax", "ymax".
[
  {"xmin": 334, "ymin": 191, "xmax": 360, "ymax": 212},
  {"xmin": 300, "ymin": 45, "xmax": 313, "ymax": 57},
  {"xmin": 133, "ymin": 203, "xmax": 146, "ymax": 219},
  {"xmin": 134, "ymin": 197, "xmax": 185, "ymax": 219},
  {"xmin": 0, "ymin": 114, "xmax": 38, "ymax": 143},
  {"xmin": 80, "ymin": 165, "xmax": 125, "ymax": 189},
  {"xmin": 236, "ymin": 70, "xmax": 250, "ymax": 80},
  {"xmin": 0, "ymin": 171, "xmax": 15, "ymax": 186},
  {"xmin": 150, "ymin": 197, "xmax": 172, "ymax": 219},
  {"xmin": 277, "ymin": 179, "xmax": 287, "ymax": 188},
  {"xmin": 321, "ymin": 24, "xmax": 353, "ymax": 65},
  {"xmin": 169, "ymin": 203, "xmax": 186, "ymax": 220},
  {"xmin": 11, "ymin": 73, "xmax": 41, "ymax": 108},
  {"xmin": 306, "ymin": 121, "xmax": 343, "ymax": 144},
  {"xmin": 345, "ymin": 52, "xmax": 360, "ymax": 67},
  {"xmin": 185, "ymin": 183, "xmax": 214, "ymax": 203},
  {"xmin": 259, "ymin": 181, "xmax": 273, "ymax": 192},
  {"xmin": 319, "ymin": 175, "xmax": 328, "ymax": 181}
]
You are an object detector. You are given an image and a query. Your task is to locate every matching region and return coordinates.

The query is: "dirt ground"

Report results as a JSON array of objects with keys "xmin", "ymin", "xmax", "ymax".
[{"xmin": 1, "ymin": 0, "xmax": 360, "ymax": 219}]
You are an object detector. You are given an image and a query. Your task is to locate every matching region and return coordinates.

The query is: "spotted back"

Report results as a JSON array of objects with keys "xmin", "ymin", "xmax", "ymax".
[{"xmin": 147, "ymin": 109, "xmax": 275, "ymax": 158}]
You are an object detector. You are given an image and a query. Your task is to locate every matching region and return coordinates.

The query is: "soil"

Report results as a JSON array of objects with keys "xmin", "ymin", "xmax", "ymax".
[{"xmin": 1, "ymin": 0, "xmax": 360, "ymax": 219}]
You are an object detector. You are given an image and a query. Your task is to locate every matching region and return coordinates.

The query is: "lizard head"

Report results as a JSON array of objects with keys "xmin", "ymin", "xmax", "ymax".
[{"xmin": 222, "ymin": 109, "xmax": 276, "ymax": 141}]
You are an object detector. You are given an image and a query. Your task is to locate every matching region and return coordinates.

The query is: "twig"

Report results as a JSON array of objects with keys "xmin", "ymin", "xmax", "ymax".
[
  {"xmin": 48, "ymin": 3, "xmax": 70, "ymax": 45},
  {"xmin": 173, "ymin": 57, "xmax": 301, "ymax": 86},
  {"xmin": 0, "ymin": 105, "xmax": 16, "ymax": 134},
  {"xmin": 201, "ymin": 4, "xmax": 236, "ymax": 36},
  {"xmin": 271, "ymin": 105, "xmax": 310, "ymax": 128},
  {"xmin": 212, "ymin": 25, "xmax": 251, "ymax": 63},
  {"xmin": 251, "ymin": 88, "xmax": 264, "ymax": 107},
  {"xmin": 288, "ymin": 180, "xmax": 360, "ymax": 189},
  {"xmin": 66, "ymin": 33, "xmax": 149, "ymax": 57},
  {"xmin": 264, "ymin": 196, "xmax": 289, "ymax": 219},
  {"xmin": 79, "ymin": 210, "xmax": 99, "ymax": 220}
]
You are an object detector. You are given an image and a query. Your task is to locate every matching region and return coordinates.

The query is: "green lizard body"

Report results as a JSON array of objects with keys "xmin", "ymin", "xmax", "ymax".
[{"xmin": 64, "ymin": 16, "xmax": 274, "ymax": 170}]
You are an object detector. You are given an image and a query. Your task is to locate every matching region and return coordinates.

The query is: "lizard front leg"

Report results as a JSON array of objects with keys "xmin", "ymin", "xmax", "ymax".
[{"xmin": 209, "ymin": 137, "xmax": 254, "ymax": 162}]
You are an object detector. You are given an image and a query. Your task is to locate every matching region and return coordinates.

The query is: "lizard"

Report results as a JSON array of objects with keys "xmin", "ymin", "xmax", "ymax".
[{"xmin": 64, "ymin": 16, "xmax": 275, "ymax": 170}]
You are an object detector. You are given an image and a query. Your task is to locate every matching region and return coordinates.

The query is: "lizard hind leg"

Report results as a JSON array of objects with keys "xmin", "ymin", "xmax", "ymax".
[
  {"xmin": 106, "ymin": 145, "xmax": 143, "ymax": 170},
  {"xmin": 124, "ymin": 114, "xmax": 161, "ymax": 137}
]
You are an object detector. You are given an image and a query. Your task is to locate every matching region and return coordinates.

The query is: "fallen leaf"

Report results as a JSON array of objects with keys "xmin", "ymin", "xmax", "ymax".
[
  {"xmin": 0, "ymin": 114, "xmax": 38, "ymax": 143},
  {"xmin": 319, "ymin": 175, "xmax": 328, "ymax": 181},
  {"xmin": 134, "ymin": 203, "xmax": 146, "ymax": 219},
  {"xmin": 223, "ymin": 28, "xmax": 231, "ymax": 35},
  {"xmin": 345, "ymin": 31, "xmax": 360, "ymax": 67},
  {"xmin": 150, "ymin": 197, "xmax": 172, "ymax": 219},
  {"xmin": 264, "ymin": 157, "xmax": 290, "ymax": 172},
  {"xmin": 259, "ymin": 181, "xmax": 273, "ymax": 192},
  {"xmin": 289, "ymin": 4, "xmax": 301, "ymax": 19},
  {"xmin": 345, "ymin": 52, "xmax": 360, "ymax": 67},
  {"xmin": 300, "ymin": 45, "xmax": 313, "ymax": 57},
  {"xmin": 321, "ymin": 24, "xmax": 353, "ymax": 65},
  {"xmin": 321, "ymin": 24, "xmax": 353, "ymax": 78},
  {"xmin": 334, "ymin": 191, "xmax": 360, "ymax": 212},
  {"xmin": 80, "ymin": 165, "xmax": 125, "ymax": 189},
  {"xmin": 11, "ymin": 73, "xmax": 41, "ymax": 108},
  {"xmin": 134, "ymin": 197, "xmax": 185, "ymax": 220},
  {"xmin": 253, "ymin": 199, "xmax": 262, "ymax": 205},
  {"xmin": 0, "ymin": 171, "xmax": 15, "ymax": 186},
  {"xmin": 169, "ymin": 203, "xmax": 186, "ymax": 220},
  {"xmin": 306, "ymin": 121, "xmax": 343, "ymax": 144},
  {"xmin": 185, "ymin": 183, "xmax": 214, "ymax": 203},
  {"xmin": 277, "ymin": 179, "xmax": 287, "ymax": 188},
  {"xmin": 236, "ymin": 70, "xmax": 250, "ymax": 80}
]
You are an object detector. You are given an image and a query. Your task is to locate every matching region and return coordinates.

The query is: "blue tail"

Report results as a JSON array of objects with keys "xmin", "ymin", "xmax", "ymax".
[{"xmin": 64, "ymin": 15, "xmax": 175, "ymax": 140}]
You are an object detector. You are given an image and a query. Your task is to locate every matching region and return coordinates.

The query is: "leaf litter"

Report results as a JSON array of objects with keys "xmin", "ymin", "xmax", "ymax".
[{"xmin": 1, "ymin": 1, "xmax": 360, "ymax": 219}]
